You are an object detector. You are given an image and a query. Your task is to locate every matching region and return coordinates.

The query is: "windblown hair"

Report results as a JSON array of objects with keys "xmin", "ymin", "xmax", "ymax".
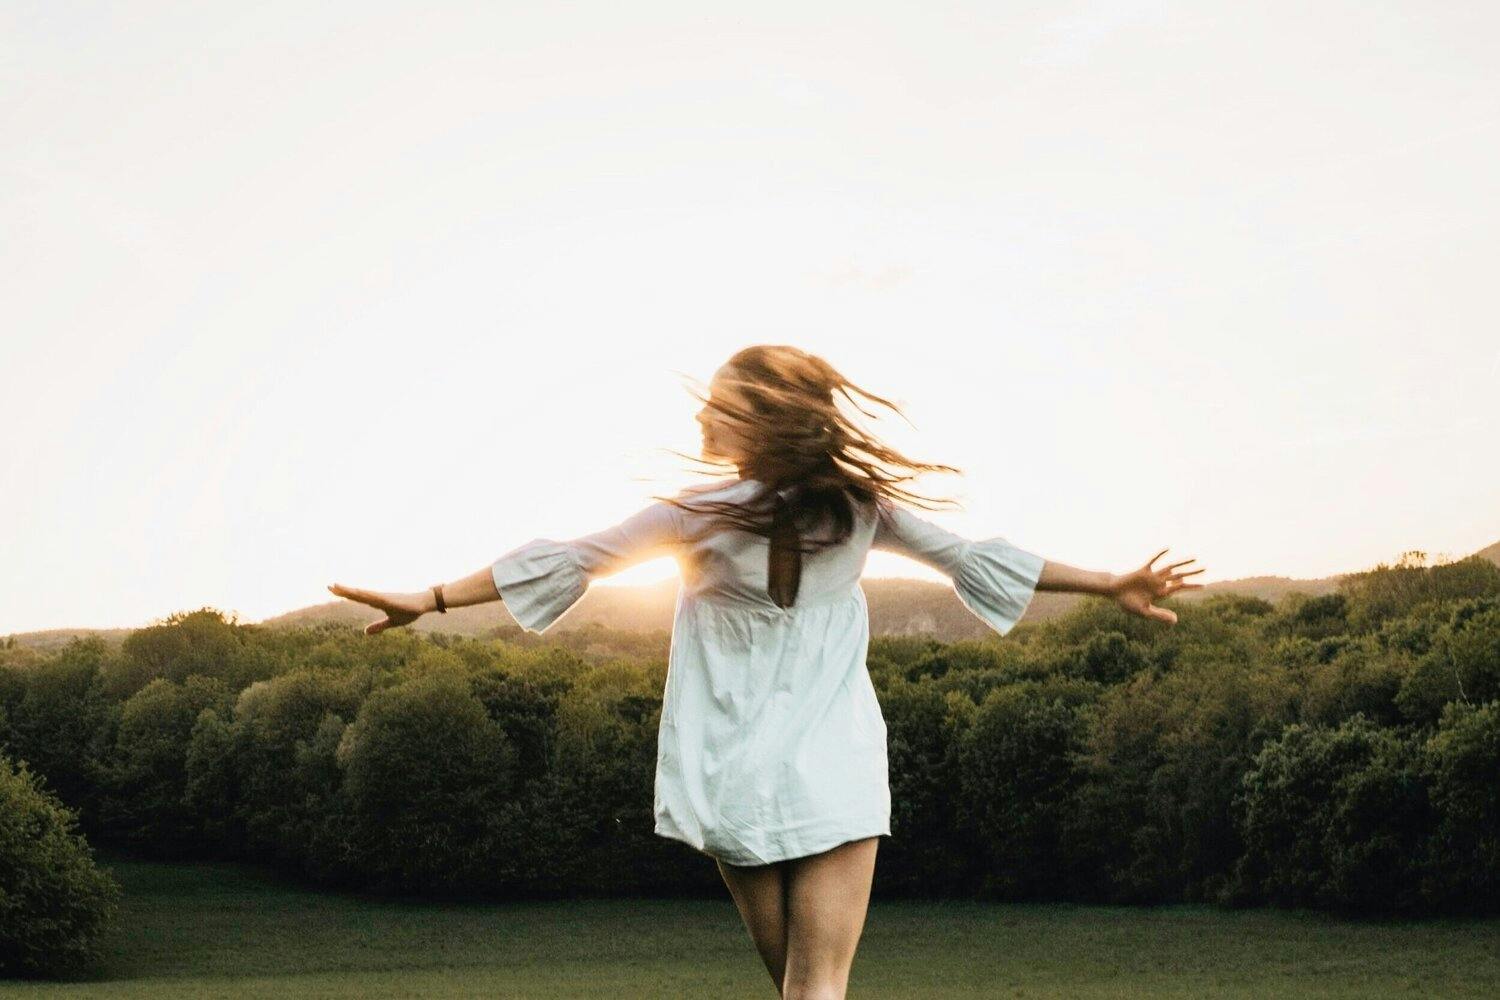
[{"xmin": 653, "ymin": 344, "xmax": 964, "ymax": 558}]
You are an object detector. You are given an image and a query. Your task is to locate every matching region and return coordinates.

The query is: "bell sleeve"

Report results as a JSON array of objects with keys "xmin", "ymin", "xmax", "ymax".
[
  {"xmin": 491, "ymin": 498, "xmax": 684, "ymax": 634},
  {"xmin": 871, "ymin": 499, "xmax": 1046, "ymax": 637}
]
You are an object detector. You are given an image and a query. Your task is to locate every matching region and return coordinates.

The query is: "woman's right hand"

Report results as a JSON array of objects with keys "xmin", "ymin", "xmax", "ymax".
[
  {"xmin": 1106, "ymin": 549, "xmax": 1203, "ymax": 626},
  {"xmin": 327, "ymin": 583, "xmax": 430, "ymax": 636}
]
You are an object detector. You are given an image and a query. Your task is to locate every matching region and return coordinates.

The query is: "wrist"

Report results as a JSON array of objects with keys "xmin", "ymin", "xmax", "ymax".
[
  {"xmin": 1100, "ymin": 572, "xmax": 1122, "ymax": 597},
  {"xmin": 417, "ymin": 589, "xmax": 438, "ymax": 614}
]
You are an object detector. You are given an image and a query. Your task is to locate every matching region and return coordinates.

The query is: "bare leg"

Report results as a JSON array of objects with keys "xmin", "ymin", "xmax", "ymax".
[
  {"xmin": 781, "ymin": 836, "xmax": 879, "ymax": 1000},
  {"xmin": 717, "ymin": 855, "xmax": 789, "ymax": 994}
]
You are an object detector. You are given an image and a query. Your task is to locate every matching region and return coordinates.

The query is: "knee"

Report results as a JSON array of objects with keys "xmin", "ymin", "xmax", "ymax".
[{"xmin": 781, "ymin": 979, "xmax": 845, "ymax": 1000}]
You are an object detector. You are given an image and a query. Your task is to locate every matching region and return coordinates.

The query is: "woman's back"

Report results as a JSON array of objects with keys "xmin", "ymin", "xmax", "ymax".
[
  {"xmin": 489, "ymin": 476, "xmax": 1046, "ymax": 866},
  {"xmin": 495, "ymin": 476, "xmax": 1040, "ymax": 633},
  {"xmin": 675, "ymin": 477, "xmax": 873, "ymax": 612}
]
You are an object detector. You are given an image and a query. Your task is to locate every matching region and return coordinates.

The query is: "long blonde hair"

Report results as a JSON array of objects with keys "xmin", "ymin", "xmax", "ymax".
[{"xmin": 654, "ymin": 345, "xmax": 964, "ymax": 556}]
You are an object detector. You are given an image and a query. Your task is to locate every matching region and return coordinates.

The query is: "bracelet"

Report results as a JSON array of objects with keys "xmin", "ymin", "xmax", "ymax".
[{"xmin": 431, "ymin": 584, "xmax": 447, "ymax": 613}]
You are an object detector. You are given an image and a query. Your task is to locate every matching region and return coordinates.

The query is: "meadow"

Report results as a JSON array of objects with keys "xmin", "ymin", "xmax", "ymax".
[{"xmin": 4, "ymin": 854, "xmax": 1498, "ymax": 999}]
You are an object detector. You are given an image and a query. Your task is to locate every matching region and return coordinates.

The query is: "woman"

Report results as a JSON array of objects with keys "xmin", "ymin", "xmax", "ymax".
[{"xmin": 329, "ymin": 344, "xmax": 1202, "ymax": 999}]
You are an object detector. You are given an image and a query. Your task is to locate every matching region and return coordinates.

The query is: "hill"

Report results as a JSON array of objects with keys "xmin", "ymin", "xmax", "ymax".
[{"xmin": 10, "ymin": 539, "xmax": 1496, "ymax": 649}]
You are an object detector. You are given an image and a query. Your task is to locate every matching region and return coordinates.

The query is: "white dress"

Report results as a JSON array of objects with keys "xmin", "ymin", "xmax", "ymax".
[{"xmin": 490, "ymin": 477, "xmax": 1046, "ymax": 866}]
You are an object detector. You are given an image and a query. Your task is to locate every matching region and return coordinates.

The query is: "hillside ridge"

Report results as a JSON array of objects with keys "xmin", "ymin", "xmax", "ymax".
[{"xmin": 9, "ymin": 540, "xmax": 1496, "ymax": 649}]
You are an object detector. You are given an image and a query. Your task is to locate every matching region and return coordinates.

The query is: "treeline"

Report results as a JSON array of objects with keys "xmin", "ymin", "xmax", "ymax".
[{"xmin": 2, "ymin": 552, "xmax": 1498, "ymax": 920}]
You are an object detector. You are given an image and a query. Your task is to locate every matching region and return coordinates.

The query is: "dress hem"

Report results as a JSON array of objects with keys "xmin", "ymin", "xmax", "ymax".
[{"xmin": 653, "ymin": 821, "xmax": 892, "ymax": 867}]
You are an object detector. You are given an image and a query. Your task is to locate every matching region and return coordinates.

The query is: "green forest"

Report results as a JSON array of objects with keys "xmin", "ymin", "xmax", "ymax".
[{"xmin": 4, "ymin": 552, "xmax": 1498, "ymax": 976}]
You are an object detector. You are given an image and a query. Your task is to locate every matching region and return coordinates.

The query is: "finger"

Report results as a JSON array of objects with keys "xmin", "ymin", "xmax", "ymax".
[
  {"xmin": 1166, "ymin": 571, "xmax": 1206, "ymax": 586},
  {"xmin": 1165, "ymin": 560, "xmax": 1199, "ymax": 571},
  {"xmin": 329, "ymin": 583, "xmax": 368, "ymax": 602},
  {"xmin": 1144, "ymin": 548, "xmax": 1169, "ymax": 571},
  {"xmin": 1150, "ymin": 605, "xmax": 1178, "ymax": 625},
  {"xmin": 334, "ymin": 585, "xmax": 388, "ymax": 609},
  {"xmin": 1170, "ymin": 567, "xmax": 1207, "ymax": 579},
  {"xmin": 365, "ymin": 617, "xmax": 392, "ymax": 636}
]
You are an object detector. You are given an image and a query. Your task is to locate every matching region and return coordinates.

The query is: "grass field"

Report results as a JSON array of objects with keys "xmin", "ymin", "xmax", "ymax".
[{"xmin": 4, "ymin": 855, "xmax": 1499, "ymax": 998}]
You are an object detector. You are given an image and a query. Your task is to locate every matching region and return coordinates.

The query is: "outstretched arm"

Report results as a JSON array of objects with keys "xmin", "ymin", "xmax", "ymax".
[
  {"xmin": 328, "ymin": 567, "xmax": 499, "ymax": 636},
  {"xmin": 872, "ymin": 500, "xmax": 1204, "ymax": 628},
  {"xmin": 329, "ymin": 496, "xmax": 684, "ymax": 636},
  {"xmin": 1037, "ymin": 548, "xmax": 1204, "ymax": 625},
  {"xmin": 1036, "ymin": 560, "xmax": 1117, "ymax": 596}
]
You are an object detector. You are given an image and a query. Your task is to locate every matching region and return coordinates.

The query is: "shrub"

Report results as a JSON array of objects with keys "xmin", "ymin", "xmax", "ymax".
[
  {"xmin": 1068, "ymin": 658, "xmax": 1295, "ymax": 904},
  {"xmin": 0, "ymin": 753, "xmax": 121, "ymax": 978},
  {"xmin": 1421, "ymin": 701, "xmax": 1500, "ymax": 912},
  {"xmin": 954, "ymin": 684, "xmax": 1083, "ymax": 900},
  {"xmin": 542, "ymin": 683, "xmax": 663, "ymax": 895},
  {"xmin": 1231, "ymin": 715, "xmax": 1431, "ymax": 914},
  {"xmin": 230, "ymin": 668, "xmax": 368, "ymax": 866},
  {"xmin": 1265, "ymin": 593, "xmax": 1349, "ymax": 642},
  {"xmin": 336, "ymin": 671, "xmax": 518, "ymax": 893},
  {"xmin": 183, "ymin": 708, "xmax": 238, "ymax": 851},
  {"xmin": 1435, "ymin": 601, "xmax": 1500, "ymax": 705},
  {"xmin": 111, "ymin": 608, "xmax": 279, "ymax": 696},
  {"xmin": 879, "ymin": 680, "xmax": 977, "ymax": 897},
  {"xmin": 3, "ymin": 638, "xmax": 116, "ymax": 823},
  {"xmin": 1299, "ymin": 638, "xmax": 1410, "ymax": 728},
  {"xmin": 98, "ymin": 676, "xmax": 233, "ymax": 851},
  {"xmin": 1395, "ymin": 599, "xmax": 1500, "ymax": 726},
  {"xmin": 1341, "ymin": 555, "xmax": 1500, "ymax": 633},
  {"xmin": 1062, "ymin": 631, "xmax": 1147, "ymax": 686}
]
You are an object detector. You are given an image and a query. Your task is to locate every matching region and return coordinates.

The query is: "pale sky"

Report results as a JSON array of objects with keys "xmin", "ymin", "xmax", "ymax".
[{"xmin": 4, "ymin": 1, "xmax": 1498, "ymax": 634}]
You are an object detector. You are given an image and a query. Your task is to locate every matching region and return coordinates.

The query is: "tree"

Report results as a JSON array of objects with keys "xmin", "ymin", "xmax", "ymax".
[{"xmin": 0, "ymin": 753, "xmax": 121, "ymax": 977}]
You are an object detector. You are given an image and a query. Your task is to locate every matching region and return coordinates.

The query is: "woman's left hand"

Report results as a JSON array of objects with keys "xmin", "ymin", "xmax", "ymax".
[
  {"xmin": 327, "ymin": 583, "xmax": 429, "ymax": 635},
  {"xmin": 1107, "ymin": 549, "xmax": 1204, "ymax": 625}
]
